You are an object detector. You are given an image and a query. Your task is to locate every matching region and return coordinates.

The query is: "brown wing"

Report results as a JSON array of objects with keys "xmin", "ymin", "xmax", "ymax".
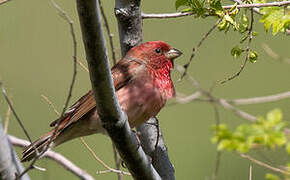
[{"xmin": 49, "ymin": 58, "xmax": 144, "ymax": 130}]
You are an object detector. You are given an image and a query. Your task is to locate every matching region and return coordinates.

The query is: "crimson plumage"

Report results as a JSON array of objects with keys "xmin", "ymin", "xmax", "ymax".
[{"xmin": 21, "ymin": 41, "xmax": 182, "ymax": 162}]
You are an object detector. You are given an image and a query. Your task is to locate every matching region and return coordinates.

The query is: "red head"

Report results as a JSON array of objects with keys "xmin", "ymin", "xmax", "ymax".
[
  {"xmin": 125, "ymin": 41, "xmax": 182, "ymax": 70},
  {"xmin": 125, "ymin": 41, "xmax": 182, "ymax": 99}
]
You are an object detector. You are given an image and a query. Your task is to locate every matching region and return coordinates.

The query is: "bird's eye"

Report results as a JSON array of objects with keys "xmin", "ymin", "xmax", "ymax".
[{"xmin": 155, "ymin": 48, "xmax": 161, "ymax": 54}]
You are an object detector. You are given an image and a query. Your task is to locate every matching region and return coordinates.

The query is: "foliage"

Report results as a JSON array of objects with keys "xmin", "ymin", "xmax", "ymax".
[
  {"xmin": 260, "ymin": 7, "xmax": 290, "ymax": 35},
  {"xmin": 211, "ymin": 109, "xmax": 287, "ymax": 153},
  {"xmin": 175, "ymin": 0, "xmax": 290, "ymax": 64},
  {"xmin": 175, "ymin": 0, "xmax": 290, "ymax": 35},
  {"xmin": 212, "ymin": 109, "xmax": 290, "ymax": 179}
]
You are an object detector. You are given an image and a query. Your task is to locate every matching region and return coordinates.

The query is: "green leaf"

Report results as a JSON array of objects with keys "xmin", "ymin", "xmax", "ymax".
[
  {"xmin": 211, "ymin": 109, "xmax": 287, "ymax": 154},
  {"xmin": 218, "ymin": 19, "xmax": 227, "ymax": 30},
  {"xmin": 209, "ymin": 0, "xmax": 223, "ymax": 12},
  {"xmin": 266, "ymin": 109, "xmax": 282, "ymax": 124},
  {"xmin": 231, "ymin": 46, "xmax": 243, "ymax": 58},
  {"xmin": 181, "ymin": 8, "xmax": 192, "ymax": 13},
  {"xmin": 286, "ymin": 143, "xmax": 290, "ymax": 154},
  {"xmin": 224, "ymin": 14, "xmax": 238, "ymax": 29},
  {"xmin": 260, "ymin": 7, "xmax": 290, "ymax": 35},
  {"xmin": 265, "ymin": 173, "xmax": 281, "ymax": 180},
  {"xmin": 175, "ymin": 0, "xmax": 189, "ymax": 10},
  {"xmin": 239, "ymin": 35, "xmax": 248, "ymax": 43},
  {"xmin": 249, "ymin": 50, "xmax": 258, "ymax": 63}
]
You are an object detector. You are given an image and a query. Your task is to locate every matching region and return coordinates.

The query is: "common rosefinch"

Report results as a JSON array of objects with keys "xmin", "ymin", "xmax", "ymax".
[{"xmin": 21, "ymin": 41, "xmax": 182, "ymax": 161}]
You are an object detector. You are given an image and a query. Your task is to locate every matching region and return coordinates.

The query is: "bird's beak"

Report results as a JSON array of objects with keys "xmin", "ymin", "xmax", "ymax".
[{"xmin": 165, "ymin": 48, "xmax": 183, "ymax": 60}]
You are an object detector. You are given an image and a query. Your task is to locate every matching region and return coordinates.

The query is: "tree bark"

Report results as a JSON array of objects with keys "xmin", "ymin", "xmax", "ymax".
[
  {"xmin": 114, "ymin": 1, "xmax": 175, "ymax": 179},
  {"xmin": 115, "ymin": 0, "xmax": 143, "ymax": 57},
  {"xmin": 76, "ymin": 0, "xmax": 161, "ymax": 179}
]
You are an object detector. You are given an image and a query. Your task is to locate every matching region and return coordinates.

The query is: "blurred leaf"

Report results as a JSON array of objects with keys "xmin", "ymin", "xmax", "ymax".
[
  {"xmin": 265, "ymin": 173, "xmax": 281, "ymax": 180},
  {"xmin": 286, "ymin": 143, "xmax": 290, "ymax": 154},
  {"xmin": 231, "ymin": 46, "xmax": 243, "ymax": 58},
  {"xmin": 211, "ymin": 109, "xmax": 288, "ymax": 153},
  {"xmin": 240, "ymin": 35, "xmax": 248, "ymax": 43},
  {"xmin": 249, "ymin": 50, "xmax": 258, "ymax": 63},
  {"xmin": 260, "ymin": 7, "xmax": 290, "ymax": 35},
  {"xmin": 267, "ymin": 109, "xmax": 282, "ymax": 124},
  {"xmin": 181, "ymin": 8, "xmax": 192, "ymax": 12},
  {"xmin": 175, "ymin": 0, "xmax": 189, "ymax": 10}
]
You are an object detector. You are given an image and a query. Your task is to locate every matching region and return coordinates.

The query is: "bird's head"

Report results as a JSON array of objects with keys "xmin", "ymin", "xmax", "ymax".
[{"xmin": 125, "ymin": 41, "xmax": 183, "ymax": 70}]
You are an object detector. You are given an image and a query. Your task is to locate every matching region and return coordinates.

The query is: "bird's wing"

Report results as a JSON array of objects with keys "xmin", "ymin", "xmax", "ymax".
[{"xmin": 49, "ymin": 59, "xmax": 143, "ymax": 129}]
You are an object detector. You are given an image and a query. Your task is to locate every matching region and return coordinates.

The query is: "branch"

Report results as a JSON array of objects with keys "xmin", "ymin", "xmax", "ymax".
[
  {"xmin": 229, "ymin": 91, "xmax": 290, "ymax": 105},
  {"xmin": 115, "ymin": 0, "xmax": 143, "ymax": 56},
  {"xmin": 221, "ymin": 8, "xmax": 254, "ymax": 84},
  {"xmin": 17, "ymin": 1, "xmax": 79, "ymax": 178},
  {"xmin": 262, "ymin": 43, "xmax": 290, "ymax": 64},
  {"xmin": 76, "ymin": 0, "xmax": 161, "ymax": 179},
  {"xmin": 0, "ymin": 121, "xmax": 31, "ymax": 180},
  {"xmin": 142, "ymin": 1, "xmax": 290, "ymax": 19},
  {"xmin": 137, "ymin": 118, "xmax": 175, "ymax": 180},
  {"xmin": 0, "ymin": 0, "xmax": 11, "ymax": 5},
  {"xmin": 181, "ymin": 19, "xmax": 222, "ymax": 79},
  {"xmin": 218, "ymin": 99, "xmax": 258, "ymax": 122},
  {"xmin": 240, "ymin": 153, "xmax": 290, "ymax": 175},
  {"xmin": 99, "ymin": 0, "xmax": 117, "ymax": 65},
  {"xmin": 8, "ymin": 135, "xmax": 94, "ymax": 180},
  {"xmin": 115, "ymin": 0, "xmax": 176, "ymax": 179},
  {"xmin": 230, "ymin": 0, "xmax": 261, "ymax": 14},
  {"xmin": 142, "ymin": 12, "xmax": 193, "ymax": 19},
  {"xmin": 0, "ymin": 81, "xmax": 33, "ymax": 143}
]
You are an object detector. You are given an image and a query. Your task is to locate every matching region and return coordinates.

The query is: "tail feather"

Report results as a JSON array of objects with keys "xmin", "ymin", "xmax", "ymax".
[{"xmin": 21, "ymin": 132, "xmax": 53, "ymax": 162}]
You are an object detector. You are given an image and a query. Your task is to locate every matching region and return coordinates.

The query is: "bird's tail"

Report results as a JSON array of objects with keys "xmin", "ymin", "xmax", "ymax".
[{"xmin": 21, "ymin": 131, "xmax": 55, "ymax": 162}]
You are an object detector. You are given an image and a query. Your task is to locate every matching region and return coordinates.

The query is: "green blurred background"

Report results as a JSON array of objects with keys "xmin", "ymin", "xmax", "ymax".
[{"xmin": 0, "ymin": 0, "xmax": 289, "ymax": 179}]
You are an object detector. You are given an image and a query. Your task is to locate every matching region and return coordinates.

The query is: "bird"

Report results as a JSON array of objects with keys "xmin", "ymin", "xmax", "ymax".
[{"xmin": 21, "ymin": 41, "xmax": 182, "ymax": 162}]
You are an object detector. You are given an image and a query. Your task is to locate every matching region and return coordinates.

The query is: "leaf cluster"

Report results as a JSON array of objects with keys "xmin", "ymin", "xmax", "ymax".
[
  {"xmin": 175, "ymin": 0, "xmax": 223, "ymax": 18},
  {"xmin": 211, "ymin": 109, "xmax": 288, "ymax": 153},
  {"xmin": 260, "ymin": 6, "xmax": 290, "ymax": 35}
]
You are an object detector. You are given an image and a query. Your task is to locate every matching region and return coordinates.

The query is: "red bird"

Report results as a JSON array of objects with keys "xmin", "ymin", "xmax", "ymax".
[{"xmin": 21, "ymin": 41, "xmax": 182, "ymax": 161}]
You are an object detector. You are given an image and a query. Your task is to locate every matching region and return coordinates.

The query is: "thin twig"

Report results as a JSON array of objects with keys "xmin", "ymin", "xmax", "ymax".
[
  {"xmin": 223, "ymin": 1, "xmax": 290, "ymax": 9},
  {"xmin": 230, "ymin": 0, "xmax": 261, "ymax": 14},
  {"xmin": 99, "ymin": 0, "xmax": 117, "ymax": 65},
  {"xmin": 50, "ymin": 0, "xmax": 77, "ymax": 117},
  {"xmin": 80, "ymin": 138, "xmax": 131, "ymax": 176},
  {"xmin": 180, "ymin": 18, "xmax": 222, "ymax": 79},
  {"xmin": 229, "ymin": 91, "xmax": 290, "ymax": 105},
  {"xmin": 9, "ymin": 135, "xmax": 95, "ymax": 180},
  {"xmin": 142, "ymin": 1, "xmax": 290, "ymax": 19},
  {"xmin": 142, "ymin": 12, "xmax": 194, "ymax": 19},
  {"xmin": 175, "ymin": 91, "xmax": 202, "ymax": 104},
  {"xmin": 41, "ymin": 95, "xmax": 60, "ymax": 116},
  {"xmin": 212, "ymin": 152, "xmax": 222, "ymax": 180},
  {"xmin": 218, "ymin": 99, "xmax": 258, "ymax": 122},
  {"xmin": 77, "ymin": 60, "xmax": 89, "ymax": 72},
  {"xmin": 221, "ymin": 8, "xmax": 254, "ymax": 84},
  {"xmin": 212, "ymin": 105, "xmax": 222, "ymax": 180},
  {"xmin": 18, "ymin": 1, "xmax": 78, "ymax": 178},
  {"xmin": 0, "ymin": 82, "xmax": 32, "ymax": 143},
  {"xmin": 0, "ymin": 0, "xmax": 11, "ymax": 5},
  {"xmin": 262, "ymin": 43, "xmax": 290, "ymax": 64},
  {"xmin": 112, "ymin": 144, "xmax": 123, "ymax": 180},
  {"xmin": 249, "ymin": 165, "xmax": 252, "ymax": 180},
  {"xmin": 4, "ymin": 105, "xmax": 11, "ymax": 133},
  {"xmin": 240, "ymin": 153, "xmax": 290, "ymax": 175}
]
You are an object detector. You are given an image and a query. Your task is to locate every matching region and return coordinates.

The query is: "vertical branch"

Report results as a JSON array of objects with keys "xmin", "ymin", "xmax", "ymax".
[
  {"xmin": 76, "ymin": 0, "xmax": 161, "ymax": 179},
  {"xmin": 114, "ymin": 0, "xmax": 143, "ymax": 56},
  {"xmin": 137, "ymin": 118, "xmax": 175, "ymax": 180},
  {"xmin": 0, "ymin": 120, "xmax": 31, "ymax": 180},
  {"xmin": 114, "ymin": 0, "xmax": 176, "ymax": 179},
  {"xmin": 99, "ymin": 0, "xmax": 117, "ymax": 65},
  {"xmin": 112, "ymin": 144, "xmax": 123, "ymax": 180}
]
